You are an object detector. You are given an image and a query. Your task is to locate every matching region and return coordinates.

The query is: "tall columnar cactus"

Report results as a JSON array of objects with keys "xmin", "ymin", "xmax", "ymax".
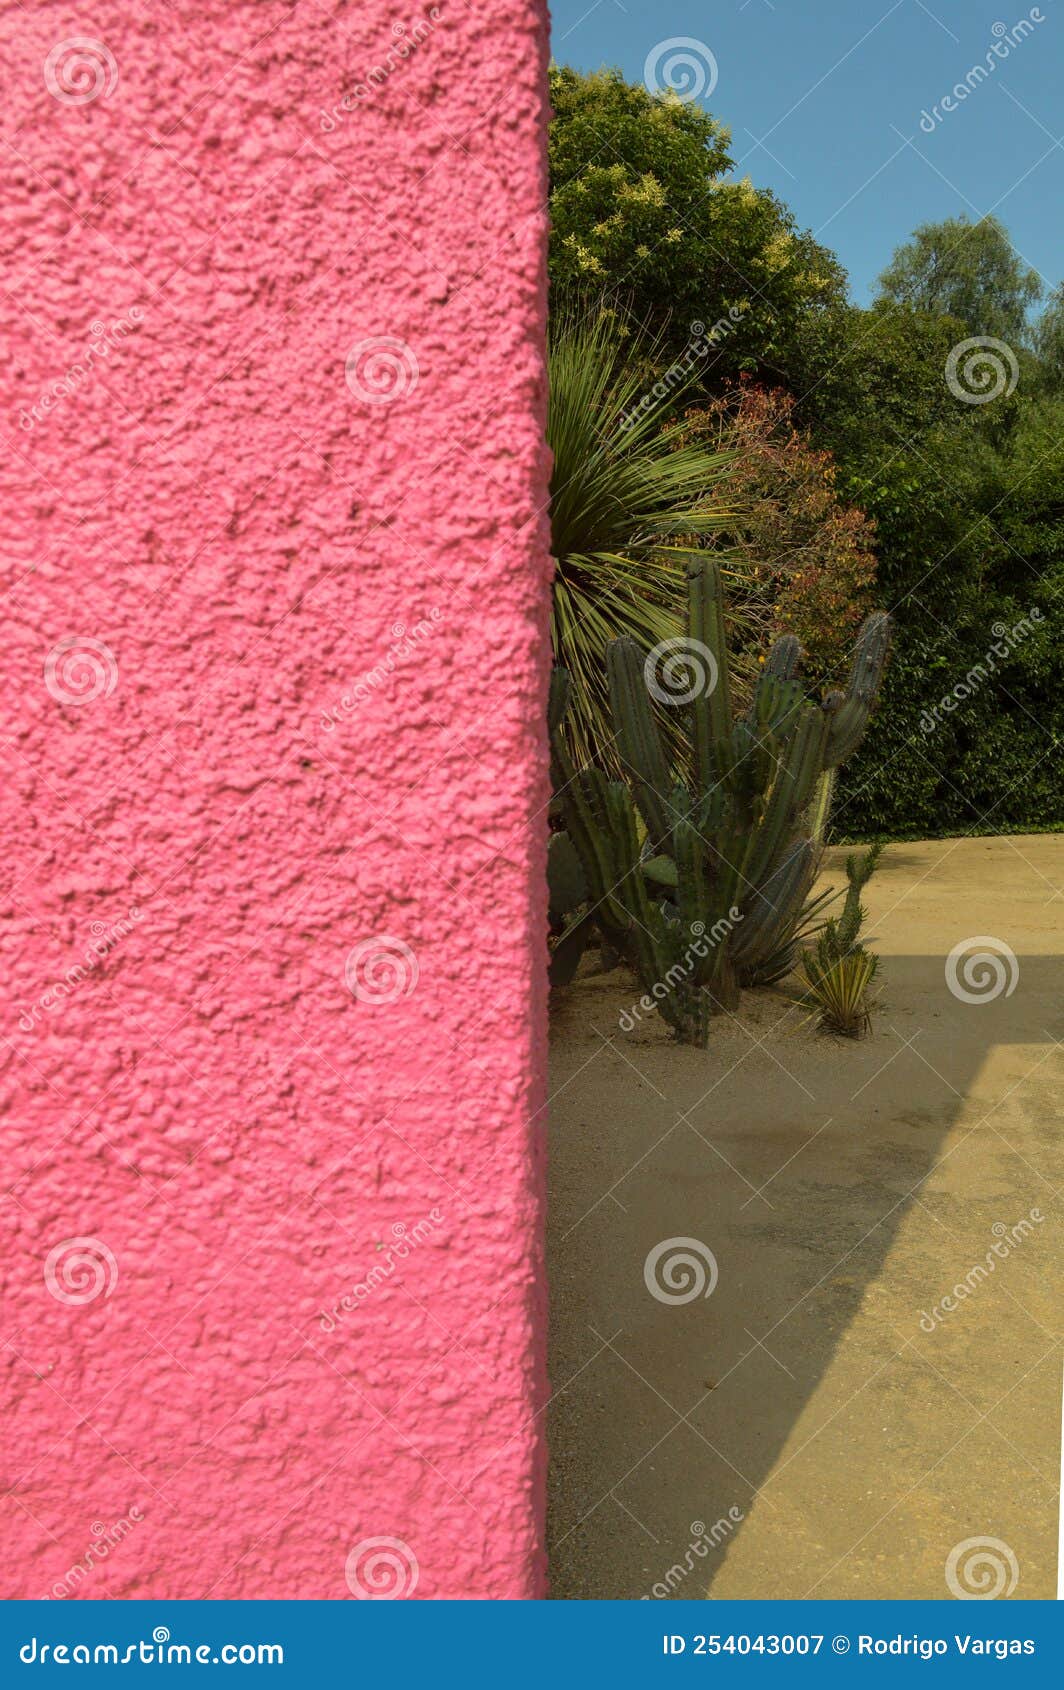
[{"xmin": 550, "ymin": 557, "xmax": 891, "ymax": 1042}]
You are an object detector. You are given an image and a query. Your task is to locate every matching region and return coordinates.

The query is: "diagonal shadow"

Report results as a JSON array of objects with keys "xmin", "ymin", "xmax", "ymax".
[{"xmin": 546, "ymin": 933, "xmax": 1063, "ymax": 1600}]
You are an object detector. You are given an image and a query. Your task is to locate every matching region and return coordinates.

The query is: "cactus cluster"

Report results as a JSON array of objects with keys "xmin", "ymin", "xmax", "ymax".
[{"xmin": 549, "ymin": 555, "xmax": 891, "ymax": 1044}]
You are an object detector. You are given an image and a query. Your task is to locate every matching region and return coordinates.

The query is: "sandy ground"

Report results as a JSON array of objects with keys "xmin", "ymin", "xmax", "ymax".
[{"xmin": 547, "ymin": 836, "xmax": 1063, "ymax": 1600}]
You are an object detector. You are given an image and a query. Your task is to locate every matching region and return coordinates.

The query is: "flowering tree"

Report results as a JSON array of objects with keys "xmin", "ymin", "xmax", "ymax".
[{"xmin": 548, "ymin": 67, "xmax": 845, "ymax": 385}]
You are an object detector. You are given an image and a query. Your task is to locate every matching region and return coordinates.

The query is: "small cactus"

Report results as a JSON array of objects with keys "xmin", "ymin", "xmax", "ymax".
[{"xmin": 799, "ymin": 843, "xmax": 883, "ymax": 1036}]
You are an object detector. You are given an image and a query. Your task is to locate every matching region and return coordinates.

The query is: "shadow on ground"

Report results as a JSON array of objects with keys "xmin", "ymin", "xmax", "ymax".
[{"xmin": 547, "ymin": 837, "xmax": 1063, "ymax": 1600}]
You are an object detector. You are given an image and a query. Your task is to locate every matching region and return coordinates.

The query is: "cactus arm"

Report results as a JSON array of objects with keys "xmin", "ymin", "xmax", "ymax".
[
  {"xmin": 548, "ymin": 666, "xmax": 570, "ymax": 739},
  {"xmin": 607, "ymin": 638, "xmax": 675, "ymax": 848},
  {"xmin": 547, "ymin": 831, "xmax": 587, "ymax": 919},
  {"xmin": 687, "ymin": 556, "xmax": 732, "ymax": 786},
  {"xmin": 763, "ymin": 633, "xmax": 801, "ymax": 681},
  {"xmin": 739, "ymin": 706, "xmax": 829, "ymax": 895},
  {"xmin": 604, "ymin": 783, "xmax": 685, "ymax": 1029},
  {"xmin": 807, "ymin": 768, "xmax": 835, "ymax": 843},
  {"xmin": 824, "ymin": 611, "xmax": 891, "ymax": 768},
  {"xmin": 751, "ymin": 671, "xmax": 804, "ymax": 739},
  {"xmin": 550, "ymin": 732, "xmax": 630, "ymax": 942},
  {"xmin": 730, "ymin": 839, "xmax": 812, "ymax": 964},
  {"xmin": 674, "ymin": 815, "xmax": 708, "ymax": 944}
]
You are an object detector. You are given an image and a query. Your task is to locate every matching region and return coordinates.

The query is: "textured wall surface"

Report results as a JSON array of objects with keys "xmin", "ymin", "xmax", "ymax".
[{"xmin": 0, "ymin": 1, "xmax": 551, "ymax": 1599}]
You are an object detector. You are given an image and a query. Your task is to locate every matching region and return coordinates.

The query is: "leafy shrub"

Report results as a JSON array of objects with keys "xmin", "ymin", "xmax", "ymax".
[{"xmin": 679, "ymin": 381, "xmax": 878, "ymax": 689}]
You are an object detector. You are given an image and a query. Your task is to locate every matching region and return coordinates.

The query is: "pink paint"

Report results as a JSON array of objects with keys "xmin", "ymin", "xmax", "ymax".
[{"xmin": 0, "ymin": 2, "xmax": 551, "ymax": 1599}]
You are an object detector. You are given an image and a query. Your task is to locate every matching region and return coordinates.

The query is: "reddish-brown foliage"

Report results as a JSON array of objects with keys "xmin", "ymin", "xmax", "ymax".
[{"xmin": 684, "ymin": 380, "xmax": 878, "ymax": 688}]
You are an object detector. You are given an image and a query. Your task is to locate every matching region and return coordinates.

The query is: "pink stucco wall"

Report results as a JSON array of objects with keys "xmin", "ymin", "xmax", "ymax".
[{"xmin": 0, "ymin": 2, "xmax": 551, "ymax": 1599}]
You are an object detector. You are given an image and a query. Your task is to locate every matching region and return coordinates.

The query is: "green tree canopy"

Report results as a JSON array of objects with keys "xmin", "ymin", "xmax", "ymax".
[
  {"xmin": 1033, "ymin": 281, "xmax": 1064, "ymax": 384},
  {"xmin": 790, "ymin": 293, "xmax": 1060, "ymax": 839},
  {"xmin": 548, "ymin": 66, "xmax": 846, "ymax": 384},
  {"xmin": 875, "ymin": 214, "xmax": 1042, "ymax": 345}
]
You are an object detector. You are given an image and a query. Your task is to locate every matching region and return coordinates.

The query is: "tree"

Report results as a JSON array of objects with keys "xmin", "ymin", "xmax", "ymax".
[
  {"xmin": 791, "ymin": 300, "xmax": 975, "ymax": 450},
  {"xmin": 1033, "ymin": 282, "xmax": 1064, "ymax": 385},
  {"xmin": 789, "ymin": 295, "xmax": 1062, "ymax": 839},
  {"xmin": 876, "ymin": 214, "xmax": 1042, "ymax": 345},
  {"xmin": 548, "ymin": 66, "xmax": 846, "ymax": 385}
]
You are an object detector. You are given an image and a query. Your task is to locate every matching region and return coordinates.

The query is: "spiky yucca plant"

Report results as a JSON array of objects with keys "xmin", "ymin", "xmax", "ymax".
[
  {"xmin": 548, "ymin": 315, "xmax": 740, "ymax": 770},
  {"xmin": 799, "ymin": 844, "xmax": 883, "ymax": 1036},
  {"xmin": 798, "ymin": 950, "xmax": 877, "ymax": 1038}
]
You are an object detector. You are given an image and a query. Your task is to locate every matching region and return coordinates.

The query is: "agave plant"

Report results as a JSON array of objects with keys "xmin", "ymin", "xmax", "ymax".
[{"xmin": 548, "ymin": 314, "xmax": 740, "ymax": 771}]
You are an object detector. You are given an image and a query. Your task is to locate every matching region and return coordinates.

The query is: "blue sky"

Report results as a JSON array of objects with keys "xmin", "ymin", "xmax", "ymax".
[{"xmin": 548, "ymin": 0, "xmax": 1064, "ymax": 308}]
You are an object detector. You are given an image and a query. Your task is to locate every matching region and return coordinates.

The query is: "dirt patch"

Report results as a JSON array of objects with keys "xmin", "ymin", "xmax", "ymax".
[{"xmin": 548, "ymin": 835, "xmax": 1063, "ymax": 1599}]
